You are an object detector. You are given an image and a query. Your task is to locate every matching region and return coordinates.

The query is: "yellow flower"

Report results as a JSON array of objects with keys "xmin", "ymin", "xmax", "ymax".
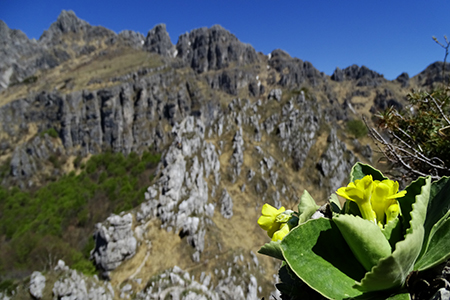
[
  {"xmin": 336, "ymin": 175, "xmax": 406, "ymax": 227},
  {"xmin": 258, "ymin": 204, "xmax": 290, "ymax": 241},
  {"xmin": 336, "ymin": 175, "xmax": 376, "ymax": 224},
  {"xmin": 371, "ymin": 180, "xmax": 406, "ymax": 227}
]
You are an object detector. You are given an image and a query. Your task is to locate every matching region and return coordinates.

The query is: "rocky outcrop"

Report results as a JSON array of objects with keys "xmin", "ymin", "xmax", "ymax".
[
  {"xmin": 91, "ymin": 213, "xmax": 137, "ymax": 277},
  {"xmin": 396, "ymin": 72, "xmax": 410, "ymax": 87},
  {"xmin": 331, "ymin": 64, "xmax": 385, "ymax": 86},
  {"xmin": 52, "ymin": 260, "xmax": 114, "ymax": 300},
  {"xmin": 137, "ymin": 264, "xmax": 260, "ymax": 300},
  {"xmin": 29, "ymin": 271, "xmax": 46, "ymax": 299},
  {"xmin": 414, "ymin": 61, "xmax": 450, "ymax": 87},
  {"xmin": 268, "ymin": 49, "xmax": 323, "ymax": 87},
  {"xmin": 176, "ymin": 25, "xmax": 258, "ymax": 73},
  {"xmin": 143, "ymin": 24, "xmax": 175, "ymax": 57},
  {"xmin": 370, "ymin": 88, "xmax": 403, "ymax": 113},
  {"xmin": 0, "ymin": 20, "xmax": 42, "ymax": 88},
  {"xmin": 118, "ymin": 30, "xmax": 145, "ymax": 49},
  {"xmin": 0, "ymin": 70, "xmax": 209, "ymax": 186},
  {"xmin": 316, "ymin": 129, "xmax": 357, "ymax": 192}
]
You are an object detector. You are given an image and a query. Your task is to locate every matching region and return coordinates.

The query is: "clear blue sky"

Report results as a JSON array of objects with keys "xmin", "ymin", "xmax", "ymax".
[{"xmin": 1, "ymin": 0, "xmax": 449, "ymax": 80}]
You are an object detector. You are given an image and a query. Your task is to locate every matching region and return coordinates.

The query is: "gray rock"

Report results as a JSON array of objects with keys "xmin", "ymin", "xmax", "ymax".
[
  {"xmin": 330, "ymin": 67, "xmax": 344, "ymax": 82},
  {"xmin": 316, "ymin": 129, "xmax": 357, "ymax": 194},
  {"xmin": 52, "ymin": 261, "xmax": 114, "ymax": 300},
  {"xmin": 91, "ymin": 213, "xmax": 137, "ymax": 274},
  {"xmin": 118, "ymin": 30, "xmax": 145, "ymax": 49},
  {"xmin": 29, "ymin": 271, "xmax": 46, "ymax": 299},
  {"xmin": 432, "ymin": 288, "xmax": 450, "ymax": 300},
  {"xmin": 331, "ymin": 64, "xmax": 385, "ymax": 87},
  {"xmin": 220, "ymin": 189, "xmax": 233, "ymax": 219},
  {"xmin": 230, "ymin": 128, "xmax": 244, "ymax": 179},
  {"xmin": 144, "ymin": 24, "xmax": 175, "ymax": 57},
  {"xmin": 268, "ymin": 49, "xmax": 323, "ymax": 86},
  {"xmin": 176, "ymin": 25, "xmax": 258, "ymax": 74},
  {"xmin": 396, "ymin": 72, "xmax": 410, "ymax": 87},
  {"xmin": 268, "ymin": 89, "xmax": 282, "ymax": 102},
  {"xmin": 370, "ymin": 89, "xmax": 403, "ymax": 113}
]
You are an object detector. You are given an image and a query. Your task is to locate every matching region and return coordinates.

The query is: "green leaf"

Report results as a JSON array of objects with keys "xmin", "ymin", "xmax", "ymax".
[
  {"xmin": 333, "ymin": 214, "xmax": 392, "ymax": 271},
  {"xmin": 414, "ymin": 216, "xmax": 450, "ymax": 270},
  {"xmin": 298, "ymin": 190, "xmax": 320, "ymax": 223},
  {"xmin": 281, "ymin": 218, "xmax": 366, "ymax": 300},
  {"xmin": 355, "ymin": 177, "xmax": 431, "ymax": 292},
  {"xmin": 329, "ymin": 193, "xmax": 342, "ymax": 212},
  {"xmin": 397, "ymin": 177, "xmax": 427, "ymax": 235},
  {"xmin": 416, "ymin": 176, "xmax": 450, "ymax": 261},
  {"xmin": 350, "ymin": 163, "xmax": 388, "ymax": 182},
  {"xmin": 258, "ymin": 240, "xmax": 284, "ymax": 260},
  {"xmin": 381, "ymin": 218, "xmax": 403, "ymax": 249}
]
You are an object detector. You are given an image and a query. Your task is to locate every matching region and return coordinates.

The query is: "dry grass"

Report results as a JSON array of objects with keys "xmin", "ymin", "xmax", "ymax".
[{"xmin": 0, "ymin": 47, "xmax": 164, "ymax": 108}]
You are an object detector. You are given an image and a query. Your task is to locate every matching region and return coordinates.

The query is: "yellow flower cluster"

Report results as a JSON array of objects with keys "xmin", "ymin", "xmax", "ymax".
[
  {"xmin": 257, "ymin": 204, "xmax": 292, "ymax": 241},
  {"xmin": 336, "ymin": 175, "xmax": 406, "ymax": 227}
]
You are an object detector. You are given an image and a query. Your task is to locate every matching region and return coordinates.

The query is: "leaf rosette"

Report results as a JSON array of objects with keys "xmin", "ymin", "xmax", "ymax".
[{"xmin": 259, "ymin": 162, "xmax": 450, "ymax": 300}]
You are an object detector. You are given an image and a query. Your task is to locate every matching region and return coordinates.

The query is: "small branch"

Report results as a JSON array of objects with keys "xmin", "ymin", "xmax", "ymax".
[{"xmin": 429, "ymin": 94, "xmax": 450, "ymax": 125}]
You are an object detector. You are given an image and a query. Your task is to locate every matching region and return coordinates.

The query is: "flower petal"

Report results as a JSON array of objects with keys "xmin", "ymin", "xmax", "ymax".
[{"xmin": 272, "ymin": 223, "xmax": 290, "ymax": 241}]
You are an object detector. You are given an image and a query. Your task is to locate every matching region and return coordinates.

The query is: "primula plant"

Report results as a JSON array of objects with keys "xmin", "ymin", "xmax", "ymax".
[{"xmin": 258, "ymin": 162, "xmax": 450, "ymax": 300}]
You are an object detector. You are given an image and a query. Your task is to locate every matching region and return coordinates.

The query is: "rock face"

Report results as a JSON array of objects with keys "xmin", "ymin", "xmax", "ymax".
[
  {"xmin": 91, "ymin": 213, "xmax": 137, "ymax": 276},
  {"xmin": 136, "ymin": 265, "xmax": 260, "ymax": 300},
  {"xmin": 143, "ymin": 24, "xmax": 175, "ymax": 57},
  {"xmin": 414, "ymin": 61, "xmax": 450, "ymax": 87},
  {"xmin": 268, "ymin": 49, "xmax": 324, "ymax": 86},
  {"xmin": 52, "ymin": 260, "xmax": 114, "ymax": 300},
  {"xmin": 331, "ymin": 64, "xmax": 385, "ymax": 86},
  {"xmin": 176, "ymin": 25, "xmax": 258, "ymax": 73}
]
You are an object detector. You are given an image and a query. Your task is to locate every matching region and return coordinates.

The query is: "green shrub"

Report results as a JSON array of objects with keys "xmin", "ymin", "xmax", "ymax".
[
  {"xmin": 0, "ymin": 279, "xmax": 17, "ymax": 295},
  {"xmin": 346, "ymin": 119, "xmax": 368, "ymax": 138},
  {"xmin": 374, "ymin": 88, "xmax": 450, "ymax": 180},
  {"xmin": 48, "ymin": 155, "xmax": 61, "ymax": 169},
  {"xmin": 40, "ymin": 128, "xmax": 59, "ymax": 139},
  {"xmin": 22, "ymin": 75, "xmax": 38, "ymax": 85},
  {"xmin": 73, "ymin": 156, "xmax": 83, "ymax": 168}
]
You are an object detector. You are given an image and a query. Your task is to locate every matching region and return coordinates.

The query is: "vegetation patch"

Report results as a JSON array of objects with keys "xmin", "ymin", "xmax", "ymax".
[
  {"xmin": 0, "ymin": 150, "xmax": 160, "ymax": 280},
  {"xmin": 346, "ymin": 119, "xmax": 368, "ymax": 139}
]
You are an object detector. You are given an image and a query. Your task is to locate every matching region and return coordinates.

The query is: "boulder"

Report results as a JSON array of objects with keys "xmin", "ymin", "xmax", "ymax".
[{"xmin": 29, "ymin": 271, "xmax": 46, "ymax": 299}]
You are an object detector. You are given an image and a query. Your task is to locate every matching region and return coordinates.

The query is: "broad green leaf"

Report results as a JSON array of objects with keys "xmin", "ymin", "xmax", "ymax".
[
  {"xmin": 350, "ymin": 163, "xmax": 388, "ymax": 182},
  {"xmin": 333, "ymin": 214, "xmax": 392, "ymax": 271},
  {"xmin": 397, "ymin": 177, "xmax": 427, "ymax": 235},
  {"xmin": 381, "ymin": 218, "xmax": 403, "ymax": 249},
  {"xmin": 414, "ymin": 217, "xmax": 450, "ymax": 270},
  {"xmin": 298, "ymin": 190, "xmax": 320, "ymax": 223},
  {"xmin": 417, "ymin": 176, "xmax": 450, "ymax": 260},
  {"xmin": 258, "ymin": 240, "xmax": 284, "ymax": 260},
  {"xmin": 355, "ymin": 177, "xmax": 430, "ymax": 292},
  {"xmin": 329, "ymin": 193, "xmax": 342, "ymax": 212},
  {"xmin": 281, "ymin": 218, "xmax": 366, "ymax": 299}
]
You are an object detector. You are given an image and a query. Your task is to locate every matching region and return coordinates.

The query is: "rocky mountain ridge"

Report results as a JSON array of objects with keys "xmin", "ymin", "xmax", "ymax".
[{"xmin": 0, "ymin": 10, "xmax": 448, "ymax": 300}]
